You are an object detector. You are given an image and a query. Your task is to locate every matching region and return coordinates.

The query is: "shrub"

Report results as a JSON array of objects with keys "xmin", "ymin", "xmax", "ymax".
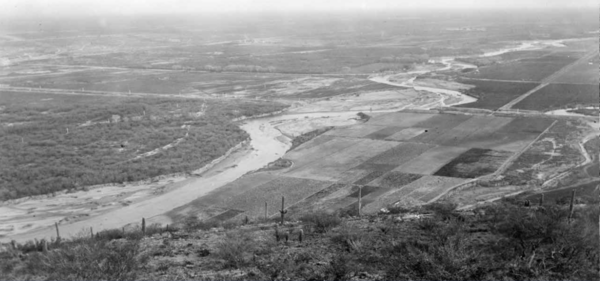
[
  {"xmin": 182, "ymin": 214, "xmax": 220, "ymax": 232},
  {"xmin": 22, "ymin": 239, "xmax": 141, "ymax": 281},
  {"xmin": 300, "ymin": 211, "xmax": 341, "ymax": 233},
  {"xmin": 423, "ymin": 202, "xmax": 459, "ymax": 221},
  {"xmin": 215, "ymin": 230, "xmax": 258, "ymax": 269}
]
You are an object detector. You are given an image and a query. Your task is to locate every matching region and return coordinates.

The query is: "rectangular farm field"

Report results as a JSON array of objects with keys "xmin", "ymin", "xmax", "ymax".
[
  {"xmin": 434, "ymin": 148, "xmax": 513, "ymax": 178},
  {"xmin": 284, "ymin": 139, "xmax": 398, "ymax": 181},
  {"xmin": 395, "ymin": 146, "xmax": 470, "ymax": 175},
  {"xmin": 462, "ymin": 53, "xmax": 578, "ymax": 82},
  {"xmin": 412, "ymin": 113, "xmax": 472, "ymax": 130},
  {"xmin": 367, "ymin": 112, "xmax": 435, "ymax": 127},
  {"xmin": 325, "ymin": 123, "xmax": 387, "ymax": 138},
  {"xmin": 181, "ymin": 173, "xmax": 279, "ymax": 210},
  {"xmin": 432, "ymin": 115, "xmax": 513, "ymax": 147},
  {"xmin": 385, "ymin": 127, "xmax": 427, "ymax": 141},
  {"xmin": 361, "ymin": 175, "xmax": 465, "ymax": 212},
  {"xmin": 554, "ymin": 59, "xmax": 599, "ymax": 84},
  {"xmin": 456, "ymin": 80, "xmax": 540, "ymax": 110},
  {"xmin": 455, "ymin": 117, "xmax": 553, "ymax": 152},
  {"xmin": 369, "ymin": 171, "xmax": 423, "ymax": 188},
  {"xmin": 284, "ymin": 136, "xmax": 359, "ymax": 167},
  {"xmin": 408, "ymin": 114, "xmax": 473, "ymax": 143},
  {"xmin": 222, "ymin": 176, "xmax": 333, "ymax": 218},
  {"xmin": 364, "ymin": 126, "xmax": 406, "ymax": 140},
  {"xmin": 362, "ymin": 142, "xmax": 435, "ymax": 167},
  {"xmin": 512, "ymin": 83, "xmax": 599, "ymax": 111}
]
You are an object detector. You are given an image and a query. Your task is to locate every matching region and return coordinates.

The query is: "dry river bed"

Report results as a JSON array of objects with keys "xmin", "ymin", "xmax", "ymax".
[{"xmin": 0, "ymin": 39, "xmax": 582, "ymax": 242}]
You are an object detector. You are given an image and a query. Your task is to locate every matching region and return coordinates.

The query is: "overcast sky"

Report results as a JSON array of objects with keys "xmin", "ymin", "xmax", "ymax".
[{"xmin": 1, "ymin": 0, "xmax": 597, "ymax": 17}]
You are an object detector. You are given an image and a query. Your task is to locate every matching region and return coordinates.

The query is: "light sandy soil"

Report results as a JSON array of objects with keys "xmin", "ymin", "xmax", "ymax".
[
  {"xmin": 286, "ymin": 89, "xmax": 440, "ymax": 113},
  {"xmin": 546, "ymin": 107, "xmax": 598, "ymax": 118}
]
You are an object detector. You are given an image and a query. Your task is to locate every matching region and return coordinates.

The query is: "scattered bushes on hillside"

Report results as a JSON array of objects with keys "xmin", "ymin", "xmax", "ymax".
[
  {"xmin": 3, "ymin": 239, "xmax": 143, "ymax": 281},
  {"xmin": 1, "ymin": 202, "xmax": 597, "ymax": 280},
  {"xmin": 300, "ymin": 211, "xmax": 342, "ymax": 233}
]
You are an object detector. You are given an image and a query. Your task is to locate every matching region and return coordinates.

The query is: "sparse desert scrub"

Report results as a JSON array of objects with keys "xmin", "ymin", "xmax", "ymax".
[{"xmin": 300, "ymin": 211, "xmax": 342, "ymax": 233}]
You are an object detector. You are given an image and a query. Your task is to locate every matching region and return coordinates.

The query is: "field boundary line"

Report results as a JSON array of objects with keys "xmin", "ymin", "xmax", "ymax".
[
  {"xmin": 497, "ymin": 49, "xmax": 599, "ymax": 111},
  {"xmin": 494, "ymin": 120, "xmax": 558, "ymax": 176}
]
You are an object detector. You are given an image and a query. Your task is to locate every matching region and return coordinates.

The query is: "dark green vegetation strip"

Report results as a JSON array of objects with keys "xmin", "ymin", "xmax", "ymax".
[
  {"xmin": 289, "ymin": 127, "xmax": 333, "ymax": 151},
  {"xmin": 456, "ymin": 79, "xmax": 539, "ymax": 110},
  {"xmin": 434, "ymin": 148, "xmax": 512, "ymax": 178},
  {"xmin": 512, "ymin": 83, "xmax": 599, "ymax": 111},
  {"xmin": 0, "ymin": 92, "xmax": 287, "ymax": 200}
]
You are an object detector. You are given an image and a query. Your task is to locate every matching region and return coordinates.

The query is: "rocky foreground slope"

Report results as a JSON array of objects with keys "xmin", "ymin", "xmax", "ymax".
[{"xmin": 1, "ymin": 200, "xmax": 598, "ymax": 281}]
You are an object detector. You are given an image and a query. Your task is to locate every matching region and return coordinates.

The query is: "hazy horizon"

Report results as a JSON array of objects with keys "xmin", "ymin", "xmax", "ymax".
[{"xmin": 1, "ymin": 0, "xmax": 598, "ymax": 18}]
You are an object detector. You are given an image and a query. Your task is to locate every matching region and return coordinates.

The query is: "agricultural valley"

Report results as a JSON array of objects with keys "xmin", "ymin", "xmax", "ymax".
[{"xmin": 0, "ymin": 6, "xmax": 598, "ymax": 281}]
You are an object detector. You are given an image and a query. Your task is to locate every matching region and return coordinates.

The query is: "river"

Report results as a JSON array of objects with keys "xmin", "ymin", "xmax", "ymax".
[{"xmin": 2, "ymin": 39, "xmax": 575, "ymax": 242}]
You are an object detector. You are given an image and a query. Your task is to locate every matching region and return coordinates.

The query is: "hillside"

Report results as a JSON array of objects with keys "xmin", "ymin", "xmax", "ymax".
[{"xmin": 1, "ymin": 200, "xmax": 598, "ymax": 280}]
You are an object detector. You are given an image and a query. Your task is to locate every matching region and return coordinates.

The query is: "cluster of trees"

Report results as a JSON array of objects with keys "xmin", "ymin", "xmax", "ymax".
[{"xmin": 0, "ymin": 98, "xmax": 287, "ymax": 200}]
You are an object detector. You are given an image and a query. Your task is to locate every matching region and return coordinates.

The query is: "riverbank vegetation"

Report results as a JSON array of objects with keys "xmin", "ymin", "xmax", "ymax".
[{"xmin": 0, "ymin": 93, "xmax": 287, "ymax": 200}]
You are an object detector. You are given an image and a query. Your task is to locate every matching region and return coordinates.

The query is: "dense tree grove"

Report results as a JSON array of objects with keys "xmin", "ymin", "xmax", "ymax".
[{"xmin": 0, "ymin": 97, "xmax": 287, "ymax": 200}]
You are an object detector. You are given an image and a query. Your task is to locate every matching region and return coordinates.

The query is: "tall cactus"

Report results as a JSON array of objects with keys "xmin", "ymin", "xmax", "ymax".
[
  {"xmin": 265, "ymin": 202, "xmax": 268, "ymax": 220},
  {"xmin": 539, "ymin": 194, "xmax": 544, "ymax": 206},
  {"xmin": 41, "ymin": 239, "xmax": 48, "ymax": 252},
  {"xmin": 280, "ymin": 196, "xmax": 287, "ymax": 225},
  {"xmin": 142, "ymin": 218, "xmax": 146, "ymax": 235},
  {"xmin": 568, "ymin": 190, "xmax": 576, "ymax": 223},
  {"xmin": 358, "ymin": 186, "xmax": 362, "ymax": 217},
  {"xmin": 55, "ymin": 222, "xmax": 61, "ymax": 244}
]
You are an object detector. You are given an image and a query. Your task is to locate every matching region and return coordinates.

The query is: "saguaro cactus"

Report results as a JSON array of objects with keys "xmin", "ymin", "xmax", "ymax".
[
  {"xmin": 568, "ymin": 190, "xmax": 576, "ymax": 223},
  {"xmin": 539, "ymin": 194, "xmax": 544, "ymax": 206},
  {"xmin": 142, "ymin": 218, "xmax": 146, "ymax": 235},
  {"xmin": 55, "ymin": 222, "xmax": 61, "ymax": 243},
  {"xmin": 90, "ymin": 227, "xmax": 94, "ymax": 238},
  {"xmin": 280, "ymin": 196, "xmax": 287, "ymax": 225},
  {"xmin": 41, "ymin": 239, "xmax": 48, "ymax": 252},
  {"xmin": 275, "ymin": 226, "xmax": 280, "ymax": 242},
  {"xmin": 265, "ymin": 202, "xmax": 268, "ymax": 220},
  {"xmin": 298, "ymin": 229, "xmax": 304, "ymax": 243},
  {"xmin": 358, "ymin": 186, "xmax": 362, "ymax": 217}
]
